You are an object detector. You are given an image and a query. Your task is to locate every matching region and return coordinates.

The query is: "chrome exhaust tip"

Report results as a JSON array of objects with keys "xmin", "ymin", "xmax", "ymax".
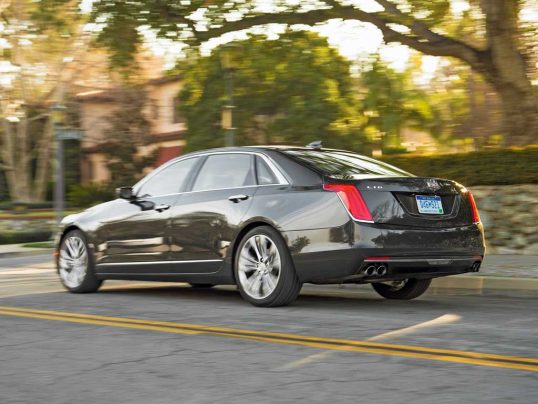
[
  {"xmin": 377, "ymin": 265, "xmax": 387, "ymax": 276},
  {"xmin": 365, "ymin": 265, "xmax": 376, "ymax": 276}
]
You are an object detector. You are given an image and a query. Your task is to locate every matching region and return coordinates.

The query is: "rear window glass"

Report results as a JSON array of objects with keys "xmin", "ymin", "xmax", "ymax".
[{"xmin": 282, "ymin": 150, "xmax": 412, "ymax": 178}]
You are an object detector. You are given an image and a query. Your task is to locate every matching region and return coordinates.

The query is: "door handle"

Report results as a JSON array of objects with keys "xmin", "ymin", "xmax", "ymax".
[
  {"xmin": 228, "ymin": 194, "xmax": 250, "ymax": 203},
  {"xmin": 154, "ymin": 204, "xmax": 171, "ymax": 212}
]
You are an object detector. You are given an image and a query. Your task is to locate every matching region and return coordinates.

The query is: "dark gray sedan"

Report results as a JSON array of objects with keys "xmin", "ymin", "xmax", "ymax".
[{"xmin": 55, "ymin": 146, "xmax": 485, "ymax": 306}]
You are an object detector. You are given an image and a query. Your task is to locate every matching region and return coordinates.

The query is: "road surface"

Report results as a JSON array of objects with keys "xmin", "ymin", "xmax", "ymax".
[{"xmin": 0, "ymin": 257, "xmax": 536, "ymax": 403}]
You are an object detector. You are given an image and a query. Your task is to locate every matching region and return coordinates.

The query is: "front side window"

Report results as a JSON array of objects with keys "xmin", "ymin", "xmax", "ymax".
[
  {"xmin": 137, "ymin": 157, "xmax": 199, "ymax": 197},
  {"xmin": 192, "ymin": 154, "xmax": 254, "ymax": 192},
  {"xmin": 283, "ymin": 150, "xmax": 413, "ymax": 178}
]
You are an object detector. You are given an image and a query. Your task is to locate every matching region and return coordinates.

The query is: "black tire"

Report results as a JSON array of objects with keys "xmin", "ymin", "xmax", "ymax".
[
  {"xmin": 58, "ymin": 230, "xmax": 103, "ymax": 293},
  {"xmin": 234, "ymin": 226, "xmax": 302, "ymax": 307},
  {"xmin": 189, "ymin": 283, "xmax": 215, "ymax": 289},
  {"xmin": 371, "ymin": 278, "xmax": 431, "ymax": 300}
]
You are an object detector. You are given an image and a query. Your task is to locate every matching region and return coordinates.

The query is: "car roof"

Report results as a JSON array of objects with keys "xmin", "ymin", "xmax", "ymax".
[{"xmin": 183, "ymin": 145, "xmax": 347, "ymax": 155}]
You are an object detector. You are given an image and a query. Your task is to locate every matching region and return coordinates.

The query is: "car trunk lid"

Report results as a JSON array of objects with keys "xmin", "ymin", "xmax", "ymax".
[{"xmin": 328, "ymin": 177, "xmax": 474, "ymax": 228}]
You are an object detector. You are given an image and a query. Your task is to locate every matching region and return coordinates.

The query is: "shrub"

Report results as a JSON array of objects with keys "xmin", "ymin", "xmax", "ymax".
[
  {"xmin": 382, "ymin": 147, "xmax": 538, "ymax": 186},
  {"xmin": 0, "ymin": 231, "xmax": 52, "ymax": 245},
  {"xmin": 67, "ymin": 183, "xmax": 115, "ymax": 208}
]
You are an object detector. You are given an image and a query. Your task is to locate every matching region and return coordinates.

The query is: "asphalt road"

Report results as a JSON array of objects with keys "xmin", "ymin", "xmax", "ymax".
[{"xmin": 0, "ymin": 258, "xmax": 537, "ymax": 404}]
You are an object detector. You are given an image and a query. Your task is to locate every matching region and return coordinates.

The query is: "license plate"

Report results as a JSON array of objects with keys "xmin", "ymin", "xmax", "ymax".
[{"xmin": 415, "ymin": 195, "xmax": 444, "ymax": 215}]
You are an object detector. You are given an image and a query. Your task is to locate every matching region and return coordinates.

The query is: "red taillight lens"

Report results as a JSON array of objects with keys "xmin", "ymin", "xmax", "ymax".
[
  {"xmin": 323, "ymin": 183, "xmax": 373, "ymax": 221},
  {"xmin": 467, "ymin": 191, "xmax": 480, "ymax": 224}
]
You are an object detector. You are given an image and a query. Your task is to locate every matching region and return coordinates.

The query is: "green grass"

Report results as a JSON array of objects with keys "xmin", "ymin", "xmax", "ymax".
[
  {"xmin": 22, "ymin": 241, "xmax": 54, "ymax": 249},
  {"xmin": 0, "ymin": 209, "xmax": 80, "ymax": 219}
]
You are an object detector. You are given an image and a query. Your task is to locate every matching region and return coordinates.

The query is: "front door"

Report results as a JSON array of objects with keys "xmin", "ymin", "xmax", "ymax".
[{"xmin": 95, "ymin": 156, "xmax": 201, "ymax": 275}]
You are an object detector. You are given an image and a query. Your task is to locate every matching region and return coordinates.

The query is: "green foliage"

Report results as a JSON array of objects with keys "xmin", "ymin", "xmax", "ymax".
[
  {"xmin": 67, "ymin": 183, "xmax": 115, "ymax": 208},
  {"xmin": 0, "ymin": 231, "xmax": 52, "ymax": 245},
  {"xmin": 382, "ymin": 147, "xmax": 538, "ymax": 186},
  {"xmin": 0, "ymin": 201, "xmax": 54, "ymax": 211},
  {"xmin": 359, "ymin": 59, "xmax": 439, "ymax": 150},
  {"xmin": 178, "ymin": 31, "xmax": 370, "ymax": 153},
  {"xmin": 99, "ymin": 87, "xmax": 157, "ymax": 188}
]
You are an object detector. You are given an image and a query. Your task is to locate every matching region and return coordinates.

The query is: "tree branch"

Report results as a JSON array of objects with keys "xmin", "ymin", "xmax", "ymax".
[{"xmin": 195, "ymin": 3, "xmax": 485, "ymax": 70}]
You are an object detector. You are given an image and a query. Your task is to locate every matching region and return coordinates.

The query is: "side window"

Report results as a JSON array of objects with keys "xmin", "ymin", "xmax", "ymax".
[
  {"xmin": 256, "ymin": 156, "xmax": 278, "ymax": 185},
  {"xmin": 192, "ymin": 154, "xmax": 254, "ymax": 192},
  {"xmin": 138, "ymin": 157, "xmax": 199, "ymax": 197}
]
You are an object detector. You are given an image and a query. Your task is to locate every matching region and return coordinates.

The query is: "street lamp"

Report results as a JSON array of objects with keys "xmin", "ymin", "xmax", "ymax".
[
  {"xmin": 51, "ymin": 103, "xmax": 66, "ymax": 224},
  {"xmin": 220, "ymin": 43, "xmax": 240, "ymax": 147}
]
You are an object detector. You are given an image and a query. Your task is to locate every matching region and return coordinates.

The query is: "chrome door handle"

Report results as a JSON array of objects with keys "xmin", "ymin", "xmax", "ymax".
[
  {"xmin": 154, "ymin": 204, "xmax": 171, "ymax": 212},
  {"xmin": 228, "ymin": 194, "xmax": 250, "ymax": 203}
]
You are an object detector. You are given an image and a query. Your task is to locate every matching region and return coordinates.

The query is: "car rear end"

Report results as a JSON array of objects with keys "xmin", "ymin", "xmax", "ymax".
[{"xmin": 280, "ymin": 148, "xmax": 485, "ymax": 284}]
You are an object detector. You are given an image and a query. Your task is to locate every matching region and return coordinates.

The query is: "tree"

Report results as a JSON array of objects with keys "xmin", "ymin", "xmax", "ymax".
[
  {"xmin": 99, "ymin": 87, "xmax": 156, "ymax": 189},
  {"xmin": 0, "ymin": 0, "xmax": 93, "ymax": 202},
  {"xmin": 177, "ymin": 31, "xmax": 369, "ymax": 152},
  {"xmin": 84, "ymin": 0, "xmax": 537, "ymax": 145},
  {"xmin": 359, "ymin": 58, "xmax": 439, "ymax": 151}
]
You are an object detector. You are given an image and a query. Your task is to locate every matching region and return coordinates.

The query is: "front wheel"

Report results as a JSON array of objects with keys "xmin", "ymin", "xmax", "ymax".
[
  {"xmin": 234, "ymin": 226, "xmax": 302, "ymax": 307},
  {"xmin": 58, "ymin": 230, "xmax": 102, "ymax": 293},
  {"xmin": 371, "ymin": 278, "xmax": 431, "ymax": 300}
]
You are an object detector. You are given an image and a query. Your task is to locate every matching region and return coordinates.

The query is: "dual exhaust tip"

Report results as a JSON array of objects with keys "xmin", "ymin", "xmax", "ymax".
[{"xmin": 363, "ymin": 264, "xmax": 387, "ymax": 277}]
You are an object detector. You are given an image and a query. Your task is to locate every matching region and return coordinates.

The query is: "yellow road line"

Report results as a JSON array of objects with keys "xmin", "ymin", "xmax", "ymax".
[
  {"xmin": 280, "ymin": 313, "xmax": 462, "ymax": 370},
  {"xmin": 0, "ymin": 306, "xmax": 537, "ymax": 373}
]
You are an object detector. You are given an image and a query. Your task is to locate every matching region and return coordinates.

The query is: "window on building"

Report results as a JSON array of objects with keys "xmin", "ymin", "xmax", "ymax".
[{"xmin": 173, "ymin": 96, "xmax": 182, "ymax": 124}]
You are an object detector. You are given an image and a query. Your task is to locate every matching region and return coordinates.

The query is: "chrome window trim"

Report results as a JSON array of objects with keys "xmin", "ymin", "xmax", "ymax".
[
  {"xmin": 118, "ymin": 183, "xmax": 286, "ymax": 202},
  {"xmin": 133, "ymin": 151, "xmax": 289, "ymax": 197}
]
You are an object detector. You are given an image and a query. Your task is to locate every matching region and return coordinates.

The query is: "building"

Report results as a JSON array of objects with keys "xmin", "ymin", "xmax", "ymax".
[{"xmin": 76, "ymin": 76, "xmax": 185, "ymax": 183}]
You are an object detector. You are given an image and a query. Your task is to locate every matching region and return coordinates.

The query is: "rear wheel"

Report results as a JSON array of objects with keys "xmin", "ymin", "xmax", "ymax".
[
  {"xmin": 58, "ymin": 230, "xmax": 102, "ymax": 293},
  {"xmin": 234, "ymin": 226, "xmax": 302, "ymax": 307},
  {"xmin": 371, "ymin": 278, "xmax": 431, "ymax": 300}
]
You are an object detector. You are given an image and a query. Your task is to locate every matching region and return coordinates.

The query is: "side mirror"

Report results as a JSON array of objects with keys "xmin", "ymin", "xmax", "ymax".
[{"xmin": 116, "ymin": 186, "xmax": 135, "ymax": 200}]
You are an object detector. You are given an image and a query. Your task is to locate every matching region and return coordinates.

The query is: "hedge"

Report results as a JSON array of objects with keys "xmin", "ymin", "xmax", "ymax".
[
  {"xmin": 0, "ymin": 231, "xmax": 52, "ymax": 245},
  {"xmin": 382, "ymin": 147, "xmax": 538, "ymax": 186}
]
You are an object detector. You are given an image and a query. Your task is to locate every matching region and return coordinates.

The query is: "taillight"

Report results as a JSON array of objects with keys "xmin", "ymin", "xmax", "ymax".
[
  {"xmin": 323, "ymin": 183, "xmax": 373, "ymax": 222},
  {"xmin": 467, "ymin": 191, "xmax": 480, "ymax": 224}
]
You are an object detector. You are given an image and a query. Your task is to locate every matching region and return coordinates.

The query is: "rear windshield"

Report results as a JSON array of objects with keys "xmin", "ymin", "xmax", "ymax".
[{"xmin": 282, "ymin": 150, "xmax": 413, "ymax": 178}]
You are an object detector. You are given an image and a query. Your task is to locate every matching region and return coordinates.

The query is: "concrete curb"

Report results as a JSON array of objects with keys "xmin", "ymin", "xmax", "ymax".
[{"xmin": 431, "ymin": 275, "xmax": 538, "ymax": 293}]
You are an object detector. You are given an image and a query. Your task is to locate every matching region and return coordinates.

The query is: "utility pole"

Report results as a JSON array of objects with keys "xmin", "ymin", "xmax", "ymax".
[
  {"xmin": 220, "ymin": 44, "xmax": 239, "ymax": 147},
  {"xmin": 51, "ymin": 103, "xmax": 66, "ymax": 224}
]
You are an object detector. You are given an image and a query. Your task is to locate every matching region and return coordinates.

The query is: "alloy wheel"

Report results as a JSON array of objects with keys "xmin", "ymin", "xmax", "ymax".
[
  {"xmin": 237, "ymin": 234, "xmax": 281, "ymax": 299},
  {"xmin": 59, "ymin": 235, "xmax": 89, "ymax": 289}
]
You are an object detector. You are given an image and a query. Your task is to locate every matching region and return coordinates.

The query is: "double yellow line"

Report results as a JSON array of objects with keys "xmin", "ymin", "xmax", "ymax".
[{"xmin": 1, "ymin": 305, "xmax": 537, "ymax": 373}]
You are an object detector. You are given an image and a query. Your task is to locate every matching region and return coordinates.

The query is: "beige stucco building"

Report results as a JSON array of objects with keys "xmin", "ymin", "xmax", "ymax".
[{"xmin": 77, "ymin": 76, "xmax": 186, "ymax": 183}]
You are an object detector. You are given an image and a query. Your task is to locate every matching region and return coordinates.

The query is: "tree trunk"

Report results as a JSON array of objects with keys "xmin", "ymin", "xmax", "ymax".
[
  {"xmin": 480, "ymin": 0, "xmax": 538, "ymax": 145},
  {"xmin": 492, "ymin": 82, "xmax": 538, "ymax": 146}
]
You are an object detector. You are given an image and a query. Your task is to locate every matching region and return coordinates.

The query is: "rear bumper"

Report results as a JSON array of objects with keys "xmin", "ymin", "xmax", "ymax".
[{"xmin": 283, "ymin": 221, "xmax": 485, "ymax": 283}]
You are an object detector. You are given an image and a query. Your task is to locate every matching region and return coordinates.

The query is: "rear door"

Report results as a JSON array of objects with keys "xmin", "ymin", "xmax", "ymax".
[{"xmin": 168, "ymin": 153, "xmax": 257, "ymax": 274}]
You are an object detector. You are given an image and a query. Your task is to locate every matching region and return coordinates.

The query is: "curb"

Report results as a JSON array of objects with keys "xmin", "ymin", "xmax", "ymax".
[
  {"xmin": 431, "ymin": 275, "xmax": 538, "ymax": 294},
  {"xmin": 0, "ymin": 249, "xmax": 53, "ymax": 259}
]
